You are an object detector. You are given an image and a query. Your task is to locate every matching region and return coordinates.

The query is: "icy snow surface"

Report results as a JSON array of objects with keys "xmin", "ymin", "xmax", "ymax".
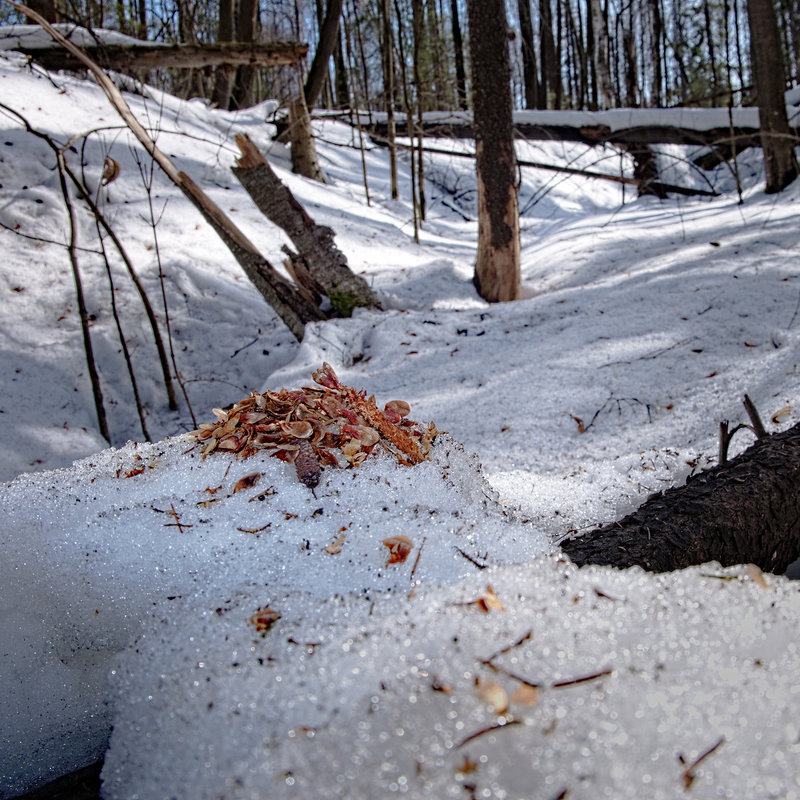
[{"xmin": 2, "ymin": 52, "xmax": 800, "ymax": 799}]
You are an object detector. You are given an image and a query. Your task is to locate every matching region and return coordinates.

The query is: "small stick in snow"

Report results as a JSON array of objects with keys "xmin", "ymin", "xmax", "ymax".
[
  {"xmin": 454, "ymin": 719, "xmax": 521, "ymax": 750},
  {"xmin": 679, "ymin": 736, "xmax": 725, "ymax": 789}
]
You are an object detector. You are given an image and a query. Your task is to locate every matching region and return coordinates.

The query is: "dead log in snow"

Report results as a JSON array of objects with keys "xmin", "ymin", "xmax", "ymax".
[
  {"xmin": 561, "ymin": 420, "xmax": 800, "ymax": 574},
  {"xmin": 232, "ymin": 133, "xmax": 381, "ymax": 317},
  {"xmin": 14, "ymin": 40, "xmax": 308, "ymax": 73}
]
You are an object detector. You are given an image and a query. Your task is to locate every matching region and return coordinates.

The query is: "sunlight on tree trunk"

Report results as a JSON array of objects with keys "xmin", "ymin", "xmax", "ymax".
[
  {"xmin": 747, "ymin": 0, "xmax": 798, "ymax": 193},
  {"xmin": 467, "ymin": 0, "xmax": 521, "ymax": 303}
]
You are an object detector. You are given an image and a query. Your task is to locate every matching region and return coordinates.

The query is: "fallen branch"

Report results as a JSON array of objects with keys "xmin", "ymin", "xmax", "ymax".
[
  {"xmin": 10, "ymin": 0, "xmax": 323, "ymax": 341},
  {"xmin": 232, "ymin": 133, "xmax": 382, "ymax": 316},
  {"xmin": 15, "ymin": 40, "xmax": 308, "ymax": 72},
  {"xmin": 378, "ymin": 140, "xmax": 718, "ymax": 198}
]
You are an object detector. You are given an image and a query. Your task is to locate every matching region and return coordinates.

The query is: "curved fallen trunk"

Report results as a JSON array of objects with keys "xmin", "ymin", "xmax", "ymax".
[{"xmin": 561, "ymin": 420, "xmax": 800, "ymax": 574}]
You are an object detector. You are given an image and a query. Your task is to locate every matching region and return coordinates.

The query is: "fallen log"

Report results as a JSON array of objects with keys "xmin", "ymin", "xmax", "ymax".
[
  {"xmin": 232, "ymin": 133, "xmax": 381, "ymax": 317},
  {"xmin": 13, "ymin": 40, "xmax": 308, "ymax": 72},
  {"xmin": 561, "ymin": 418, "xmax": 800, "ymax": 574}
]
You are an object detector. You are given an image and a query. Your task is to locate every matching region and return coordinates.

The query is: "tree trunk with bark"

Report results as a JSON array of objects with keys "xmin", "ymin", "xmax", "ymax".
[
  {"xmin": 467, "ymin": 0, "xmax": 521, "ymax": 302},
  {"xmin": 233, "ymin": 134, "xmax": 382, "ymax": 317},
  {"xmin": 288, "ymin": 93, "xmax": 324, "ymax": 182},
  {"xmin": 589, "ymin": 0, "xmax": 613, "ymax": 108},
  {"xmin": 210, "ymin": 0, "xmax": 234, "ymax": 109},
  {"xmin": 518, "ymin": 0, "xmax": 540, "ymax": 109},
  {"xmin": 561, "ymin": 420, "xmax": 800, "ymax": 574},
  {"xmin": 304, "ymin": 0, "xmax": 343, "ymax": 109},
  {"xmin": 747, "ymin": 0, "xmax": 798, "ymax": 193},
  {"xmin": 450, "ymin": 0, "xmax": 468, "ymax": 110},
  {"xmin": 231, "ymin": 0, "xmax": 258, "ymax": 109}
]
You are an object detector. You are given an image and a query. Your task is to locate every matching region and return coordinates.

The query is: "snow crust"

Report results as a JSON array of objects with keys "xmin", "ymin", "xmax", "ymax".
[
  {"xmin": 1, "ymin": 51, "xmax": 800, "ymax": 799},
  {"xmin": 0, "ymin": 24, "xmax": 156, "ymax": 50}
]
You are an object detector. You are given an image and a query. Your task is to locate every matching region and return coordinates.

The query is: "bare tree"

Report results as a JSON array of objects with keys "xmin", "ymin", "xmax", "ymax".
[
  {"xmin": 747, "ymin": 0, "xmax": 798, "ymax": 193},
  {"xmin": 518, "ymin": 0, "xmax": 539, "ymax": 109},
  {"xmin": 304, "ymin": 0, "xmax": 343, "ymax": 108},
  {"xmin": 466, "ymin": 0, "xmax": 521, "ymax": 302}
]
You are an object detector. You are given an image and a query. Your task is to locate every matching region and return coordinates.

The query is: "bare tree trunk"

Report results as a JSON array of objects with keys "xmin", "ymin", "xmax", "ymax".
[
  {"xmin": 648, "ymin": 0, "xmax": 663, "ymax": 106},
  {"xmin": 467, "ymin": 0, "xmax": 521, "ymax": 302},
  {"xmin": 305, "ymin": 0, "xmax": 343, "ymax": 108},
  {"xmin": 210, "ymin": 0, "xmax": 234, "ymax": 109},
  {"xmin": 518, "ymin": 0, "xmax": 540, "ymax": 109},
  {"xmin": 449, "ymin": 0, "xmax": 468, "ymax": 110},
  {"xmin": 394, "ymin": 0, "xmax": 420, "ymax": 240},
  {"xmin": 747, "ymin": 0, "xmax": 798, "ymax": 193},
  {"xmin": 233, "ymin": 134, "xmax": 382, "ymax": 317},
  {"xmin": 426, "ymin": 0, "xmax": 449, "ymax": 108},
  {"xmin": 562, "ymin": 419, "xmax": 800, "ymax": 575},
  {"xmin": 231, "ymin": 0, "xmax": 258, "ymax": 109},
  {"xmin": 539, "ymin": 0, "xmax": 560, "ymax": 107},
  {"xmin": 288, "ymin": 93, "xmax": 324, "ymax": 182},
  {"xmin": 589, "ymin": 0, "xmax": 613, "ymax": 108},
  {"xmin": 380, "ymin": 0, "xmax": 398, "ymax": 199}
]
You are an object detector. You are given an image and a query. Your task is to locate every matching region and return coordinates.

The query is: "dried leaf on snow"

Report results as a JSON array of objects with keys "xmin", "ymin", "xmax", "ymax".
[
  {"xmin": 510, "ymin": 683, "xmax": 540, "ymax": 706},
  {"xmin": 324, "ymin": 532, "xmax": 347, "ymax": 555},
  {"xmin": 382, "ymin": 535, "xmax": 413, "ymax": 565},
  {"xmin": 475, "ymin": 678, "xmax": 509, "ymax": 714},
  {"xmin": 747, "ymin": 563, "xmax": 769, "ymax": 589},
  {"xmin": 233, "ymin": 472, "xmax": 261, "ymax": 494},
  {"xmin": 472, "ymin": 584, "xmax": 505, "ymax": 613},
  {"xmin": 248, "ymin": 606, "xmax": 280, "ymax": 633}
]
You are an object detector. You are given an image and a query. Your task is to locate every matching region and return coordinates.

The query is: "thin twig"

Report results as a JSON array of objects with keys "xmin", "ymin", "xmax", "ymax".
[
  {"xmin": 133, "ymin": 146, "xmax": 197, "ymax": 427},
  {"xmin": 0, "ymin": 218, "xmax": 103, "ymax": 254},
  {"xmin": 454, "ymin": 546, "xmax": 488, "ymax": 570},
  {"xmin": 54, "ymin": 146, "xmax": 110, "ymax": 442},
  {"xmin": 480, "ymin": 630, "xmax": 533, "ymax": 664},
  {"xmin": 454, "ymin": 719, "xmax": 521, "ymax": 750},
  {"xmin": 681, "ymin": 737, "xmax": 724, "ymax": 789},
  {"xmin": 743, "ymin": 394, "xmax": 767, "ymax": 438},
  {"xmin": 79, "ymin": 137, "xmax": 152, "ymax": 440},
  {"xmin": 65, "ymin": 146, "xmax": 177, "ymax": 411},
  {"xmin": 552, "ymin": 669, "xmax": 613, "ymax": 688}
]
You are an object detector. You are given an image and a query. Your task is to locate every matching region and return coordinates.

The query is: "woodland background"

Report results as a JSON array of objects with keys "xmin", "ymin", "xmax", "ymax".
[{"xmin": 3, "ymin": 0, "xmax": 795, "ymax": 117}]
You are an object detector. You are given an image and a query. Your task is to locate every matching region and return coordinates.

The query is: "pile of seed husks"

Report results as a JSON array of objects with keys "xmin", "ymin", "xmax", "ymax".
[{"xmin": 187, "ymin": 363, "xmax": 439, "ymax": 487}]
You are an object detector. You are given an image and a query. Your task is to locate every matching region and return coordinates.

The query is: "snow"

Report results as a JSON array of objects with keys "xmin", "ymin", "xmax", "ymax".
[
  {"xmin": 360, "ymin": 82, "xmax": 800, "ymax": 134},
  {"xmin": 2, "ymin": 50, "xmax": 800, "ymax": 799},
  {"xmin": 0, "ymin": 24, "xmax": 158, "ymax": 50}
]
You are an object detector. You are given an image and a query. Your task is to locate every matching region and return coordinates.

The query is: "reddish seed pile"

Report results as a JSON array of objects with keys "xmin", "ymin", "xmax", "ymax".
[{"xmin": 187, "ymin": 362, "xmax": 439, "ymax": 487}]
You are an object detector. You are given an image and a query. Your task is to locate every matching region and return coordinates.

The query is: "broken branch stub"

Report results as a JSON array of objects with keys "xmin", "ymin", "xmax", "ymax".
[{"xmin": 232, "ymin": 133, "xmax": 382, "ymax": 317}]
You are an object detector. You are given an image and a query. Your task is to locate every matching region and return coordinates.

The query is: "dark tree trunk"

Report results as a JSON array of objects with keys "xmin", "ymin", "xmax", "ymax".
[
  {"xmin": 27, "ymin": 0, "xmax": 58, "ymax": 22},
  {"xmin": 648, "ymin": 0, "xmax": 663, "ymax": 106},
  {"xmin": 539, "ymin": 0, "xmax": 560, "ymax": 107},
  {"xmin": 334, "ymin": 28, "xmax": 349, "ymax": 108},
  {"xmin": 304, "ymin": 0, "xmax": 343, "ymax": 109},
  {"xmin": 211, "ymin": 0, "xmax": 234, "ymax": 109},
  {"xmin": 467, "ymin": 0, "xmax": 521, "ymax": 302},
  {"xmin": 231, "ymin": 0, "xmax": 258, "ymax": 109},
  {"xmin": 562, "ymin": 420, "xmax": 800, "ymax": 574},
  {"xmin": 626, "ymin": 143, "xmax": 665, "ymax": 196},
  {"xmin": 747, "ymin": 0, "xmax": 798, "ymax": 193},
  {"xmin": 380, "ymin": 0, "xmax": 398, "ymax": 199},
  {"xmin": 518, "ymin": 0, "xmax": 540, "ymax": 109},
  {"xmin": 450, "ymin": 0, "xmax": 468, "ymax": 110}
]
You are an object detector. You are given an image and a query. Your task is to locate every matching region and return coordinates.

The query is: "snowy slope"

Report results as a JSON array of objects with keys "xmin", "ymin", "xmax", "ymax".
[{"xmin": 2, "ymin": 51, "xmax": 800, "ymax": 799}]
